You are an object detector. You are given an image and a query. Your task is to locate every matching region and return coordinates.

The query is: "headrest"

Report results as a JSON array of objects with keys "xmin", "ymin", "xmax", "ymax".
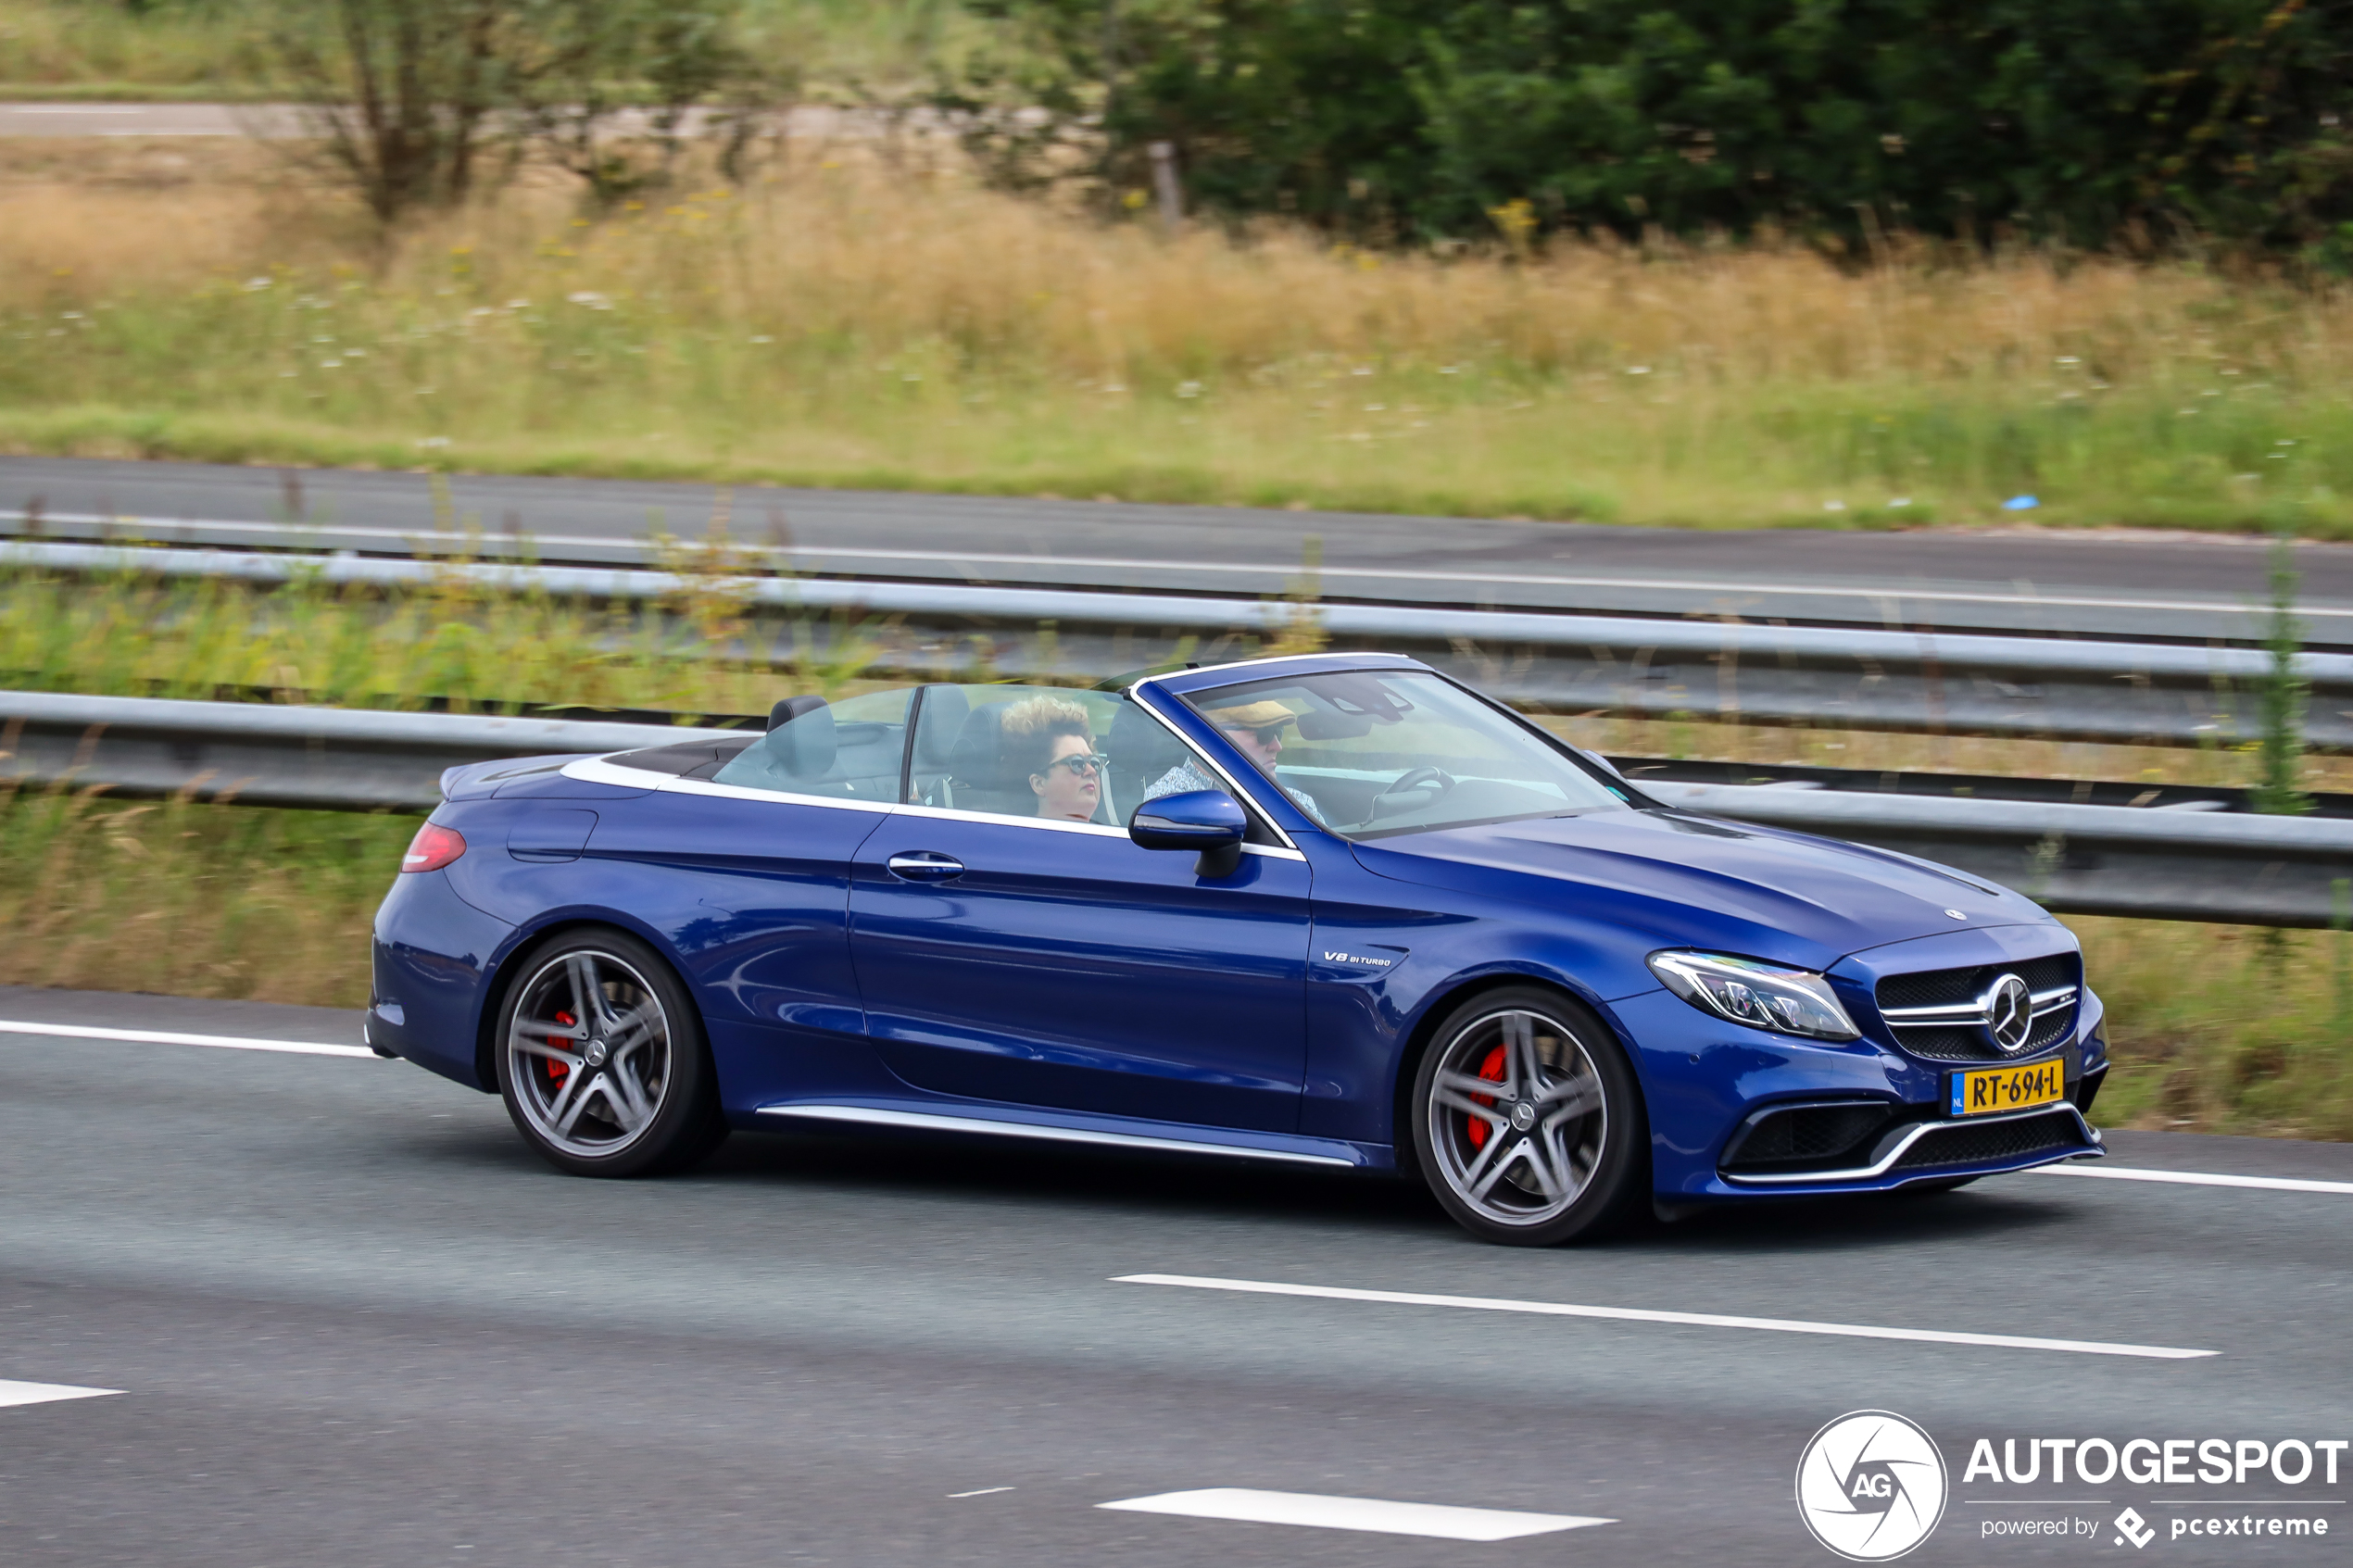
[
  {"xmin": 769, "ymin": 694, "xmax": 825, "ymax": 732},
  {"xmin": 762, "ymin": 696, "xmax": 836, "ymax": 778},
  {"xmin": 1108, "ymin": 700, "xmax": 1188, "ymax": 773},
  {"xmin": 947, "ymin": 703, "xmax": 1014, "ymax": 788},
  {"xmin": 913, "ymin": 684, "xmax": 970, "ymax": 769}
]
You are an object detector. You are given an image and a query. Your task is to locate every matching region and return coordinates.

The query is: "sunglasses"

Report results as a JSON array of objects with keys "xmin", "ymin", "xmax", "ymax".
[
  {"xmin": 1039, "ymin": 751, "xmax": 1109, "ymax": 777},
  {"xmin": 1227, "ymin": 723, "xmax": 1290, "ymax": 744}
]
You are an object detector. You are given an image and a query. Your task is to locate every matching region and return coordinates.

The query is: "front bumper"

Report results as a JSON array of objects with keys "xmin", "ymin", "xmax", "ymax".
[
  {"xmin": 1615, "ymin": 982, "xmax": 2108, "ymax": 1200},
  {"xmin": 1718, "ymin": 1102, "xmax": 2102, "ymax": 1190}
]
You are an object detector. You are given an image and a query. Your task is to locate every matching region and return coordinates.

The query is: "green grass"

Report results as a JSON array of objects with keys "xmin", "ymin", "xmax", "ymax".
[
  {"xmin": 0, "ymin": 556, "xmax": 910, "ymax": 720},
  {"xmin": 13, "ymin": 338, "xmax": 2353, "ymax": 538}
]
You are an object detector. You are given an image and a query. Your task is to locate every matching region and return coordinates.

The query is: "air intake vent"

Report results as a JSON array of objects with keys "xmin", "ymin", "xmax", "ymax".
[
  {"xmin": 1722, "ymin": 1102, "xmax": 1898, "ymax": 1173},
  {"xmin": 1891, "ymin": 1110, "xmax": 2090, "ymax": 1172}
]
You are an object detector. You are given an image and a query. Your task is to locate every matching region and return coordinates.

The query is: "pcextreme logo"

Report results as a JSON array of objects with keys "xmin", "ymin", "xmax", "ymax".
[{"xmin": 1797, "ymin": 1411, "xmax": 1951, "ymax": 1562}]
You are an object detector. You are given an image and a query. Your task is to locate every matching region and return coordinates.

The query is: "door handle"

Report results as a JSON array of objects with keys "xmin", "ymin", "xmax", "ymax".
[{"xmin": 887, "ymin": 851, "xmax": 965, "ymax": 882}]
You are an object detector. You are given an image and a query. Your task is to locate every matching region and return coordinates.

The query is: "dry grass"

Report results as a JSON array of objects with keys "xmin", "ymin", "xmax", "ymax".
[
  {"xmin": 0, "ymin": 137, "xmax": 2349, "ymax": 528},
  {"xmin": 0, "ymin": 784, "xmax": 406, "ymax": 1008}
]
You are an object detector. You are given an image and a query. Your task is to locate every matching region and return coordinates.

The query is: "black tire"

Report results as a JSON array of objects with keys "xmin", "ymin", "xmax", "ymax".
[
  {"xmin": 1409, "ymin": 985, "xmax": 1648, "ymax": 1246},
  {"xmin": 492, "ymin": 928, "xmax": 728, "ymax": 1177}
]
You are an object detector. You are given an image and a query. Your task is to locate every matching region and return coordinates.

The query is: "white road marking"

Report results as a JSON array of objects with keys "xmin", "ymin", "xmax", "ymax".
[
  {"xmin": 3, "ymin": 510, "xmax": 2329, "ymax": 621},
  {"xmin": 1114, "ymin": 1274, "xmax": 2216, "ymax": 1360},
  {"xmin": 0, "ymin": 1020, "xmax": 374, "ymax": 1059},
  {"xmin": 1099, "ymin": 1488, "xmax": 1611, "ymax": 1541},
  {"xmin": 0, "ymin": 1380, "xmax": 121, "ymax": 1409},
  {"xmin": 947, "ymin": 1487, "xmax": 1014, "ymax": 1499},
  {"xmin": 2031, "ymin": 1163, "xmax": 2353, "ymax": 1196}
]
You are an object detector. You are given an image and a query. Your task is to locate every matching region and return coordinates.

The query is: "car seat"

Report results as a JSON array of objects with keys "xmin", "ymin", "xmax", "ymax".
[
  {"xmin": 943, "ymin": 702, "xmax": 1037, "ymax": 817},
  {"xmin": 1106, "ymin": 700, "xmax": 1193, "ymax": 821},
  {"xmin": 908, "ymin": 684, "xmax": 970, "ymax": 807}
]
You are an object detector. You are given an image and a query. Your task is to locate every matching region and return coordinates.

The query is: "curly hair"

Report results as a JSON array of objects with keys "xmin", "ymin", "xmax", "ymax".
[{"xmin": 1000, "ymin": 695, "xmax": 1094, "ymax": 779}]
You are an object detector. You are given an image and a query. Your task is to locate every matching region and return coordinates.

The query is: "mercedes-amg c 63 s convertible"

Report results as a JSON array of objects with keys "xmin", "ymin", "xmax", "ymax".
[{"xmin": 371, "ymin": 652, "xmax": 2108, "ymax": 1245}]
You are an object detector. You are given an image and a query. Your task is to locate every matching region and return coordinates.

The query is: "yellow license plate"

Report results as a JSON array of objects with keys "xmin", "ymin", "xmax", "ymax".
[{"xmin": 1949, "ymin": 1059, "xmax": 2066, "ymax": 1118}]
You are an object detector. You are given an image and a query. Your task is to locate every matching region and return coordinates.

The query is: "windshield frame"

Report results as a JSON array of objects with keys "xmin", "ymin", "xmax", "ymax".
[{"xmin": 1164, "ymin": 662, "xmax": 1647, "ymax": 842}]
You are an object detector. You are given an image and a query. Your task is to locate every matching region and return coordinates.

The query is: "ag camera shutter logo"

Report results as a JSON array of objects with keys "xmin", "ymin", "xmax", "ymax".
[{"xmin": 1796, "ymin": 1411, "xmax": 1949, "ymax": 1561}]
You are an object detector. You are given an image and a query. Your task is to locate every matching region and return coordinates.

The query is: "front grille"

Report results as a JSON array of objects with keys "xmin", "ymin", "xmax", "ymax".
[
  {"xmin": 1876, "ymin": 950, "xmax": 2082, "ymax": 1062},
  {"xmin": 1877, "ymin": 952, "xmax": 2079, "ymax": 1011},
  {"xmin": 1723, "ymin": 1103, "xmax": 1894, "ymax": 1171},
  {"xmin": 1894, "ymin": 1026, "xmax": 1997, "ymax": 1062},
  {"xmin": 1891, "ymin": 1110, "xmax": 2089, "ymax": 1172}
]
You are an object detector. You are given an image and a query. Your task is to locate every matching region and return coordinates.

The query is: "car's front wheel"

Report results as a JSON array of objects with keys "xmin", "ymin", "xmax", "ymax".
[
  {"xmin": 494, "ymin": 929, "xmax": 726, "ymax": 1177},
  {"xmin": 1410, "ymin": 986, "xmax": 1646, "ymax": 1246}
]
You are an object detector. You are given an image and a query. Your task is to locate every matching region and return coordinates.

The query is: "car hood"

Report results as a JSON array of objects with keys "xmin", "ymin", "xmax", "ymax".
[{"xmin": 1348, "ymin": 807, "xmax": 2055, "ymax": 970}]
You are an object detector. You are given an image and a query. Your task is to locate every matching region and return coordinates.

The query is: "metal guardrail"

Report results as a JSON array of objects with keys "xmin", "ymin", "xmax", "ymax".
[
  {"xmin": 8, "ymin": 538, "xmax": 2350, "ymax": 751},
  {"xmin": 6, "ymin": 689, "xmax": 2348, "ymax": 928}
]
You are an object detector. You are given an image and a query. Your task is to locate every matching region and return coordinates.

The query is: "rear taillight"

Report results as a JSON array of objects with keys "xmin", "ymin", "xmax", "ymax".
[{"xmin": 401, "ymin": 822, "xmax": 467, "ymax": 873}]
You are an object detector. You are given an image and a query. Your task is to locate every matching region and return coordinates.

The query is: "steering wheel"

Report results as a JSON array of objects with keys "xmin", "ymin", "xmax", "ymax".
[{"xmin": 1372, "ymin": 766, "xmax": 1456, "ymax": 819}]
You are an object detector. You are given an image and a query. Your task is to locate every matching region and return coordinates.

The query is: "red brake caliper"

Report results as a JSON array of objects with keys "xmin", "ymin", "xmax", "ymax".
[
  {"xmin": 1465, "ymin": 1044, "xmax": 1506, "ymax": 1149},
  {"xmin": 547, "ymin": 1009, "xmax": 576, "ymax": 1088}
]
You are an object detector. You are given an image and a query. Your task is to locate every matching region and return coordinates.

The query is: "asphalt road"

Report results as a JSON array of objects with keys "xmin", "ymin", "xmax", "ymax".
[
  {"xmin": 9, "ymin": 455, "xmax": 2353, "ymax": 646},
  {"xmin": 1, "ymin": 985, "xmax": 2347, "ymax": 1566}
]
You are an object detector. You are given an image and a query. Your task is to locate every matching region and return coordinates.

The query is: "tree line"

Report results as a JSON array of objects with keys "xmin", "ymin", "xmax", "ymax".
[{"xmin": 941, "ymin": 0, "xmax": 2353, "ymax": 255}]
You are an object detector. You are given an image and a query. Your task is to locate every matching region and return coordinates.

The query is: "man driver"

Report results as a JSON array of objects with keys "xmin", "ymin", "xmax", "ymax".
[{"xmin": 1144, "ymin": 698, "xmax": 1328, "ymax": 826}]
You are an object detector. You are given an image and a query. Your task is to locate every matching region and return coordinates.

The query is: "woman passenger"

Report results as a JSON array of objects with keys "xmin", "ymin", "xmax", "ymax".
[{"xmin": 1001, "ymin": 696, "xmax": 1102, "ymax": 822}]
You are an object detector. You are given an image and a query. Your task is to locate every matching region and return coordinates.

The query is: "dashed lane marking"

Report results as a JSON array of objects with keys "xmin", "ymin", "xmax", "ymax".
[
  {"xmin": 1099, "ymin": 1488, "xmax": 1612, "ymax": 1541},
  {"xmin": 2031, "ymin": 1164, "xmax": 2353, "ymax": 1196},
  {"xmin": 0, "ymin": 1381, "xmax": 122, "ymax": 1410},
  {"xmin": 0, "ymin": 1020, "xmax": 374, "ymax": 1059},
  {"xmin": 1114, "ymin": 1274, "xmax": 2216, "ymax": 1360}
]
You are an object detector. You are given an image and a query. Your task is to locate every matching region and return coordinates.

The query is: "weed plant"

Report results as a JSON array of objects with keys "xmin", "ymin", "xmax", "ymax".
[{"xmin": 5, "ymin": 144, "xmax": 2353, "ymax": 531}]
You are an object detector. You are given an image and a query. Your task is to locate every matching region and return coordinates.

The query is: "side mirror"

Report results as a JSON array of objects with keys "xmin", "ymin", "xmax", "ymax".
[{"xmin": 1129, "ymin": 789, "xmax": 1247, "ymax": 878}]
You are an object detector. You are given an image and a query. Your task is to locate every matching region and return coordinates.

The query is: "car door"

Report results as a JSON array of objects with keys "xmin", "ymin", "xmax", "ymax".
[{"xmin": 849, "ymin": 684, "xmax": 1314, "ymax": 1134}]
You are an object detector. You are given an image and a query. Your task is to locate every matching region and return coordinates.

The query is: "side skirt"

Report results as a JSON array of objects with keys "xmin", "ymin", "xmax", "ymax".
[{"xmin": 755, "ymin": 1099, "xmax": 1374, "ymax": 1169}]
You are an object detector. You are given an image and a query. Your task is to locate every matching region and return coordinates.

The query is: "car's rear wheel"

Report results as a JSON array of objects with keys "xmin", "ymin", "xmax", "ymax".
[
  {"xmin": 494, "ymin": 929, "xmax": 726, "ymax": 1177},
  {"xmin": 1410, "ymin": 986, "xmax": 1646, "ymax": 1246}
]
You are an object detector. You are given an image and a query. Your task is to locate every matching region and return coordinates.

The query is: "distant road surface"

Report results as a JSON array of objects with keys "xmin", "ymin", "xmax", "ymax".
[
  {"xmin": 6, "ymin": 454, "xmax": 2353, "ymax": 646},
  {"xmin": 0, "ymin": 987, "xmax": 2347, "ymax": 1565}
]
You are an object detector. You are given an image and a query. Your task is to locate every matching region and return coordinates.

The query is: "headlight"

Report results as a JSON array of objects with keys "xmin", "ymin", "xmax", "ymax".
[{"xmin": 1647, "ymin": 951, "xmax": 1859, "ymax": 1041}]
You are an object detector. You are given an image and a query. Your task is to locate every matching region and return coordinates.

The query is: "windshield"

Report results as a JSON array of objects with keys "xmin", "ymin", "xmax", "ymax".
[{"xmin": 1176, "ymin": 669, "xmax": 1631, "ymax": 838}]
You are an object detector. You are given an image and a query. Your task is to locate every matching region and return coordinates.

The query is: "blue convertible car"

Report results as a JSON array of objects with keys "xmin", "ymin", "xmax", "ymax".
[{"xmin": 371, "ymin": 652, "xmax": 2107, "ymax": 1245}]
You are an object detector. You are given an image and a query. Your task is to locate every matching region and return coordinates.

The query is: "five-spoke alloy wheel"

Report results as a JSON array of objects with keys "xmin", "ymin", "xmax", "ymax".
[
  {"xmin": 1410, "ymin": 986, "xmax": 1645, "ymax": 1245},
  {"xmin": 494, "ymin": 929, "xmax": 726, "ymax": 1177}
]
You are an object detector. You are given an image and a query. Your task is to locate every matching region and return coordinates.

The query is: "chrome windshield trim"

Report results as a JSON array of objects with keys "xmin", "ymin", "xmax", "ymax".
[
  {"xmin": 1719, "ymin": 1104, "xmax": 2099, "ymax": 1187},
  {"xmin": 755, "ymin": 1103, "xmax": 1357, "ymax": 1166}
]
